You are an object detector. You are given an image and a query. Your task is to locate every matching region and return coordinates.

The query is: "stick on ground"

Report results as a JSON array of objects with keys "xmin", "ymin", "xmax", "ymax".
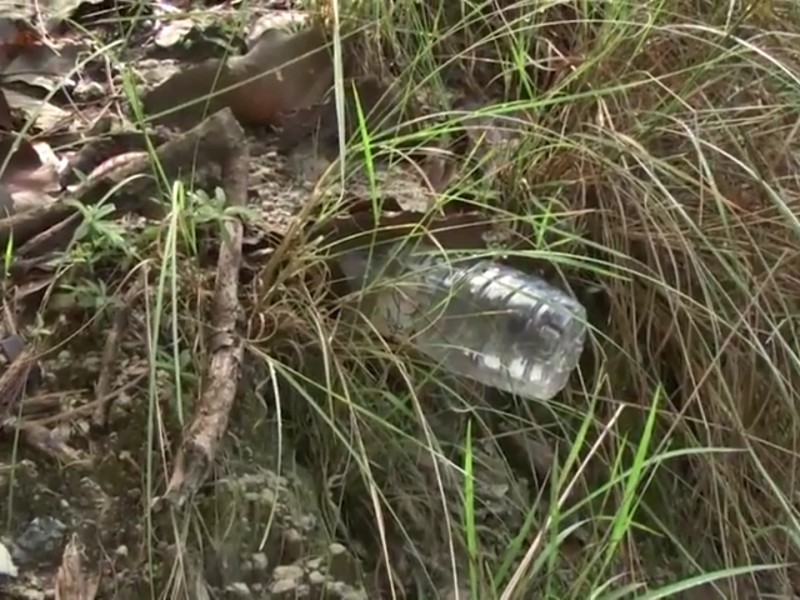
[
  {"xmin": 92, "ymin": 273, "xmax": 147, "ymax": 429},
  {"xmin": 164, "ymin": 122, "xmax": 248, "ymax": 507},
  {"xmin": 0, "ymin": 108, "xmax": 245, "ymax": 255}
]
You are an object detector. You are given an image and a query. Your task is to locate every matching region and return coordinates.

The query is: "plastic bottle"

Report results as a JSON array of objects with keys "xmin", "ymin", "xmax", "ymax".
[{"xmin": 337, "ymin": 242, "xmax": 586, "ymax": 400}]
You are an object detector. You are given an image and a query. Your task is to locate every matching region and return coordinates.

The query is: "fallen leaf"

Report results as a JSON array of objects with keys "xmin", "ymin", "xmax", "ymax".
[
  {"xmin": 0, "ymin": 18, "xmax": 41, "ymax": 70},
  {"xmin": 3, "ymin": 88, "xmax": 71, "ymax": 131},
  {"xmin": 246, "ymin": 9, "xmax": 308, "ymax": 46},
  {"xmin": 455, "ymin": 99, "xmax": 527, "ymax": 177},
  {"xmin": 54, "ymin": 534, "xmax": 99, "ymax": 600},
  {"xmin": 9, "ymin": 0, "xmax": 106, "ymax": 25},
  {"xmin": 3, "ymin": 41, "xmax": 86, "ymax": 92},
  {"xmin": 0, "ymin": 135, "xmax": 60, "ymax": 212},
  {"xmin": 0, "ymin": 131, "xmax": 42, "ymax": 178},
  {"xmin": 154, "ymin": 17, "xmax": 196, "ymax": 48},
  {"xmin": 143, "ymin": 23, "xmax": 335, "ymax": 128}
]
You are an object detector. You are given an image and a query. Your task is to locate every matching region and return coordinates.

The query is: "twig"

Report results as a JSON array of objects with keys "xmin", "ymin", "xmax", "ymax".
[
  {"xmin": 27, "ymin": 373, "xmax": 146, "ymax": 427},
  {"xmin": 0, "ymin": 347, "xmax": 36, "ymax": 421},
  {"xmin": 16, "ymin": 421, "xmax": 84, "ymax": 463},
  {"xmin": 0, "ymin": 108, "xmax": 245, "ymax": 254},
  {"xmin": 164, "ymin": 131, "xmax": 248, "ymax": 507},
  {"xmin": 92, "ymin": 274, "xmax": 147, "ymax": 429}
]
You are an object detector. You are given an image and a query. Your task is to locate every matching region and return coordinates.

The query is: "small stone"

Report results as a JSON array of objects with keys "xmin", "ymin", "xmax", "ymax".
[
  {"xmin": 115, "ymin": 545, "xmax": 129, "ymax": 558},
  {"xmin": 251, "ymin": 552, "xmax": 268, "ymax": 572},
  {"xmin": 280, "ymin": 528, "xmax": 304, "ymax": 563},
  {"xmin": 224, "ymin": 582, "xmax": 251, "ymax": 598},
  {"xmin": 298, "ymin": 515, "xmax": 317, "ymax": 532},
  {"xmin": 272, "ymin": 564, "xmax": 304, "ymax": 583},
  {"xmin": 270, "ymin": 578, "xmax": 298, "ymax": 597},
  {"xmin": 308, "ymin": 569, "xmax": 326, "ymax": 595},
  {"xmin": 327, "ymin": 544, "xmax": 358, "ymax": 585},
  {"xmin": 14, "ymin": 517, "xmax": 67, "ymax": 566},
  {"xmin": 0, "ymin": 541, "xmax": 18, "ymax": 577},
  {"xmin": 308, "ymin": 571, "xmax": 326, "ymax": 586},
  {"xmin": 324, "ymin": 581, "xmax": 349, "ymax": 600}
]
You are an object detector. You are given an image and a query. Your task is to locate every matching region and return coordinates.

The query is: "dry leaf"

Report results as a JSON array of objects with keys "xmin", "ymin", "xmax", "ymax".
[
  {"xmin": 3, "ymin": 41, "xmax": 86, "ymax": 92},
  {"xmin": 54, "ymin": 534, "xmax": 99, "ymax": 600},
  {"xmin": 143, "ymin": 24, "xmax": 335, "ymax": 128},
  {"xmin": 3, "ymin": 88, "xmax": 71, "ymax": 131}
]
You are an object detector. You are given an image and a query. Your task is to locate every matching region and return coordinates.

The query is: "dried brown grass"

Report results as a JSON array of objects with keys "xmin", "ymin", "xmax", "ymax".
[{"xmin": 278, "ymin": 0, "xmax": 800, "ymax": 596}]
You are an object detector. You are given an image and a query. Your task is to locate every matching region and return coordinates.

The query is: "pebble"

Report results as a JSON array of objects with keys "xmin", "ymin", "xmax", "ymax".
[
  {"xmin": 327, "ymin": 543, "xmax": 358, "ymax": 584},
  {"xmin": 272, "ymin": 564, "xmax": 304, "ymax": 583},
  {"xmin": 14, "ymin": 517, "xmax": 67, "ymax": 566},
  {"xmin": 224, "ymin": 582, "xmax": 251, "ymax": 598},
  {"xmin": 251, "ymin": 552, "xmax": 268, "ymax": 572}
]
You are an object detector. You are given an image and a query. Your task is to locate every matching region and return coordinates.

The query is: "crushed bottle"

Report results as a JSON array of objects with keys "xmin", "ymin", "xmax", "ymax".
[{"xmin": 338, "ymin": 242, "xmax": 587, "ymax": 400}]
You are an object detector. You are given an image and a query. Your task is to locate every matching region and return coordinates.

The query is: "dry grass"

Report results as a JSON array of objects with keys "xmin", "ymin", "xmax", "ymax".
[
  {"xmin": 252, "ymin": 0, "xmax": 800, "ymax": 597},
  {"xmin": 49, "ymin": 0, "xmax": 800, "ymax": 597}
]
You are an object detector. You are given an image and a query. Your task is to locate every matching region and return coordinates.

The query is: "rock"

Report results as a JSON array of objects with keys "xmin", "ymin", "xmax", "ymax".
[
  {"xmin": 327, "ymin": 543, "xmax": 359, "ymax": 585},
  {"xmin": 224, "ymin": 582, "xmax": 251, "ymax": 599},
  {"xmin": 280, "ymin": 528, "xmax": 304, "ymax": 563},
  {"xmin": 270, "ymin": 564, "xmax": 307, "ymax": 598},
  {"xmin": 272, "ymin": 564, "xmax": 304, "ymax": 583},
  {"xmin": 251, "ymin": 552, "xmax": 268, "ymax": 573},
  {"xmin": 308, "ymin": 569, "xmax": 326, "ymax": 597},
  {"xmin": 308, "ymin": 570, "xmax": 326, "ymax": 586},
  {"xmin": 323, "ymin": 581, "xmax": 368, "ymax": 600},
  {"xmin": 13, "ymin": 517, "xmax": 67, "ymax": 566},
  {"xmin": 271, "ymin": 578, "xmax": 297, "ymax": 595}
]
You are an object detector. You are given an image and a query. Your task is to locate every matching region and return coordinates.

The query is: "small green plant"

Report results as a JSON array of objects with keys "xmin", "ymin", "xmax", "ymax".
[{"xmin": 66, "ymin": 199, "xmax": 138, "ymax": 260}]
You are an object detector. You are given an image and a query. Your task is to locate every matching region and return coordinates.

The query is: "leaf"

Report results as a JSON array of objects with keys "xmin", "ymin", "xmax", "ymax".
[
  {"xmin": 54, "ymin": 534, "xmax": 99, "ymax": 600},
  {"xmin": 2, "ymin": 88, "xmax": 71, "ymax": 131},
  {"xmin": 142, "ymin": 23, "xmax": 335, "ymax": 128},
  {"xmin": 3, "ymin": 41, "xmax": 87, "ymax": 93}
]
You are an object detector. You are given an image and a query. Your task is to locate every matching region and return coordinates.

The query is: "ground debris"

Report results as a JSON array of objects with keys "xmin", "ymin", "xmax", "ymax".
[
  {"xmin": 164, "ymin": 115, "xmax": 248, "ymax": 507},
  {"xmin": 54, "ymin": 534, "xmax": 99, "ymax": 600},
  {"xmin": 143, "ymin": 23, "xmax": 335, "ymax": 129}
]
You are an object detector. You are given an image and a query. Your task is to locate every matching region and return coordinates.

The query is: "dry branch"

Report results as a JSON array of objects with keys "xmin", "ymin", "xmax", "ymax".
[
  {"xmin": 164, "ymin": 122, "xmax": 248, "ymax": 507},
  {"xmin": 0, "ymin": 108, "xmax": 245, "ymax": 255},
  {"xmin": 92, "ymin": 273, "xmax": 147, "ymax": 429}
]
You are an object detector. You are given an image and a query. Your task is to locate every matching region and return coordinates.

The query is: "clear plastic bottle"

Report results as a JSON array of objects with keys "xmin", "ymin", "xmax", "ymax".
[{"xmin": 338, "ymin": 242, "xmax": 587, "ymax": 400}]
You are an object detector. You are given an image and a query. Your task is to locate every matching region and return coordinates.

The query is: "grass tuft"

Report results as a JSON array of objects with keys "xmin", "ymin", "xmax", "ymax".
[{"xmin": 263, "ymin": 0, "xmax": 800, "ymax": 597}]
